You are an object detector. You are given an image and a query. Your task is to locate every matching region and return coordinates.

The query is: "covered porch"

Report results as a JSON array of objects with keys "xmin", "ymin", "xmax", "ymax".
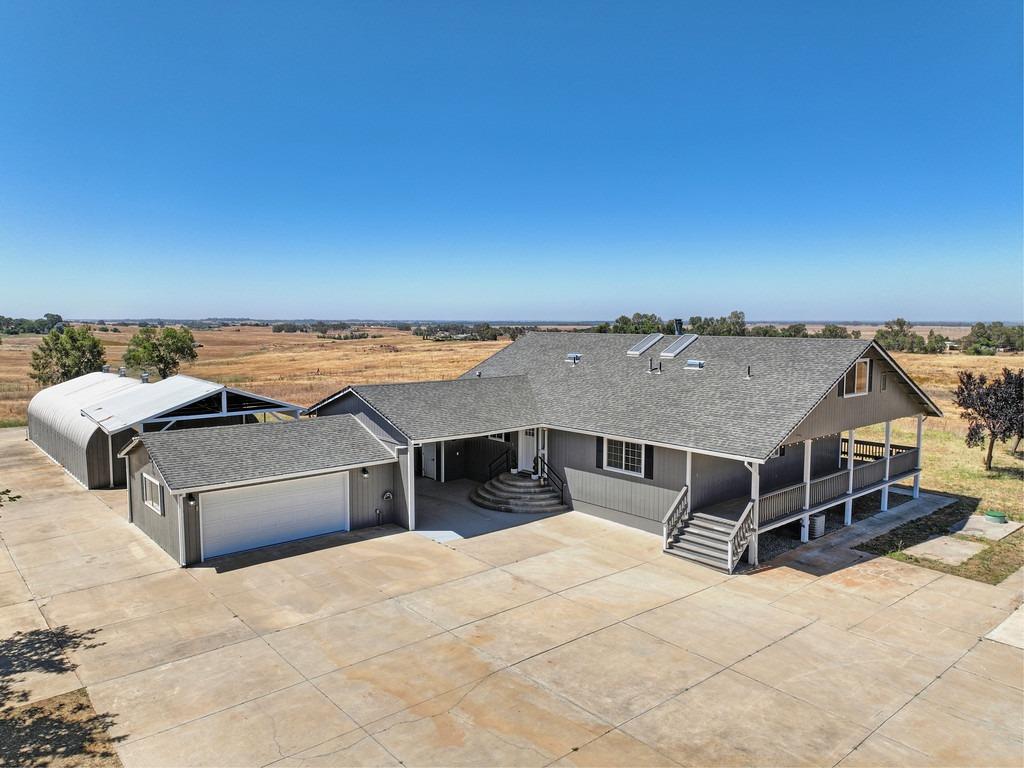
[{"xmin": 663, "ymin": 416, "xmax": 925, "ymax": 571}]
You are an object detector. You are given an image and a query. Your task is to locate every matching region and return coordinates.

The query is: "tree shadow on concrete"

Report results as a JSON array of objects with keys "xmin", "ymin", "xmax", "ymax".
[{"xmin": 0, "ymin": 625, "xmax": 123, "ymax": 767}]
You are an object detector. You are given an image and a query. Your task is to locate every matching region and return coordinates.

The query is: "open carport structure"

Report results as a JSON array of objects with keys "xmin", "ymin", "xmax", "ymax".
[{"xmin": 27, "ymin": 370, "xmax": 301, "ymax": 489}]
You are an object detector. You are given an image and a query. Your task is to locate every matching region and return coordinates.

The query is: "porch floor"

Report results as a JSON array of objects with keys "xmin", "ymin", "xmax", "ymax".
[{"xmin": 693, "ymin": 460, "xmax": 880, "ymax": 525}]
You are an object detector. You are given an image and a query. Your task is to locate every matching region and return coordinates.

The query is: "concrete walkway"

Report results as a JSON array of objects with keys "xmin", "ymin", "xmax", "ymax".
[{"xmin": 1, "ymin": 427, "xmax": 1021, "ymax": 767}]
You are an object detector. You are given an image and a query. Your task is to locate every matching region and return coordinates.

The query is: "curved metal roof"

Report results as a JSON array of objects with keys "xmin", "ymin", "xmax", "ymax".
[{"xmin": 27, "ymin": 372, "xmax": 143, "ymax": 450}]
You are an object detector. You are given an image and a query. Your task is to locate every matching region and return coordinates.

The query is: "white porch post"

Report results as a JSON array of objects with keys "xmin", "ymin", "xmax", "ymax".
[
  {"xmin": 747, "ymin": 463, "xmax": 760, "ymax": 566},
  {"xmin": 844, "ymin": 428, "xmax": 855, "ymax": 525},
  {"xmin": 913, "ymin": 414, "xmax": 924, "ymax": 498},
  {"xmin": 881, "ymin": 421, "xmax": 892, "ymax": 511},
  {"xmin": 801, "ymin": 438, "xmax": 812, "ymax": 542},
  {"xmin": 407, "ymin": 442, "xmax": 416, "ymax": 530},
  {"xmin": 685, "ymin": 450, "xmax": 692, "ymax": 490}
]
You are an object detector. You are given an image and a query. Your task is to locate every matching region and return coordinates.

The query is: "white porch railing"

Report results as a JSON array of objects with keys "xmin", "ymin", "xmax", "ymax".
[
  {"xmin": 727, "ymin": 501, "xmax": 755, "ymax": 572},
  {"xmin": 758, "ymin": 482, "xmax": 805, "ymax": 526},
  {"xmin": 888, "ymin": 448, "xmax": 919, "ymax": 477},
  {"xmin": 661, "ymin": 485, "xmax": 690, "ymax": 549}
]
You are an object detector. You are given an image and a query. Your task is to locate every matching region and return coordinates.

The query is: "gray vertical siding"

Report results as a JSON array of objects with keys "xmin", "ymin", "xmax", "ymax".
[
  {"xmin": 545, "ymin": 429, "xmax": 686, "ymax": 528},
  {"xmin": 462, "ymin": 434, "xmax": 516, "ymax": 482},
  {"xmin": 316, "ymin": 393, "xmax": 407, "ymax": 447},
  {"xmin": 349, "ymin": 462, "xmax": 397, "ymax": 527},
  {"xmin": 128, "ymin": 445, "xmax": 183, "ymax": 563},
  {"xmin": 442, "ymin": 439, "xmax": 466, "ymax": 481},
  {"xmin": 183, "ymin": 498, "xmax": 201, "ymax": 565},
  {"xmin": 787, "ymin": 348, "xmax": 927, "ymax": 442},
  {"xmin": 394, "ymin": 445, "xmax": 412, "ymax": 529}
]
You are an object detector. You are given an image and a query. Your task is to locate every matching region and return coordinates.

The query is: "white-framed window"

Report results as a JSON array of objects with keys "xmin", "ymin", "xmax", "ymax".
[
  {"xmin": 142, "ymin": 473, "xmax": 163, "ymax": 515},
  {"xmin": 524, "ymin": 428, "xmax": 535, "ymax": 437},
  {"xmin": 487, "ymin": 433, "xmax": 507, "ymax": 442},
  {"xmin": 605, "ymin": 438, "xmax": 644, "ymax": 476},
  {"xmin": 843, "ymin": 359, "xmax": 871, "ymax": 398}
]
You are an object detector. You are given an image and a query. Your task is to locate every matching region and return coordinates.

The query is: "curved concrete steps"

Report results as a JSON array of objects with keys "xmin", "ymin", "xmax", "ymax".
[{"xmin": 470, "ymin": 472, "xmax": 570, "ymax": 514}]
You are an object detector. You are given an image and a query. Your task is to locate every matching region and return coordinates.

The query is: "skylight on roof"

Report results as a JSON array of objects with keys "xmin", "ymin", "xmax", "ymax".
[
  {"xmin": 660, "ymin": 334, "xmax": 698, "ymax": 358},
  {"xmin": 626, "ymin": 333, "xmax": 663, "ymax": 357}
]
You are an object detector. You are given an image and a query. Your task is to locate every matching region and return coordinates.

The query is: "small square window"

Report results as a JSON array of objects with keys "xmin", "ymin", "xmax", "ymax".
[
  {"xmin": 142, "ymin": 473, "xmax": 163, "ymax": 515},
  {"xmin": 487, "ymin": 433, "xmax": 507, "ymax": 442}
]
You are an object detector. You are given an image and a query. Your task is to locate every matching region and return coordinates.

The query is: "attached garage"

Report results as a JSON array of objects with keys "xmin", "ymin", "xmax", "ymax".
[
  {"xmin": 120, "ymin": 414, "xmax": 401, "ymax": 564},
  {"xmin": 200, "ymin": 472, "xmax": 351, "ymax": 559}
]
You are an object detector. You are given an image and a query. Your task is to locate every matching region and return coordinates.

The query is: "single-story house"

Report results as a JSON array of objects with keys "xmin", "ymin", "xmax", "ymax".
[
  {"xmin": 118, "ymin": 415, "xmax": 399, "ymax": 564},
  {"xmin": 307, "ymin": 332, "xmax": 940, "ymax": 572},
  {"xmin": 27, "ymin": 369, "xmax": 301, "ymax": 489}
]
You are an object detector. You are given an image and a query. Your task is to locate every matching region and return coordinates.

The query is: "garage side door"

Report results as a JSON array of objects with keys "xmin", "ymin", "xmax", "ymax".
[{"xmin": 200, "ymin": 472, "xmax": 349, "ymax": 559}]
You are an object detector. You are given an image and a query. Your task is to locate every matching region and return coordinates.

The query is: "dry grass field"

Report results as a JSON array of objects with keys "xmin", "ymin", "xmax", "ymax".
[
  {"xmin": 2, "ymin": 325, "xmax": 1020, "ymax": 518},
  {"xmin": 0, "ymin": 325, "xmax": 508, "ymax": 427}
]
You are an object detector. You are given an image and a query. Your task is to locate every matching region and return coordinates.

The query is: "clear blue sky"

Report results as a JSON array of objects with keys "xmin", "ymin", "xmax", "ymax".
[{"xmin": 1, "ymin": 1, "xmax": 1020, "ymax": 321}]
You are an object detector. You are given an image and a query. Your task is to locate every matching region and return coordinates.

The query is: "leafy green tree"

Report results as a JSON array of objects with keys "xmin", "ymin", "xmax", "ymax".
[
  {"xmin": 953, "ymin": 368, "xmax": 1024, "ymax": 470},
  {"xmin": 961, "ymin": 322, "xmax": 1024, "ymax": 355},
  {"xmin": 124, "ymin": 326, "xmax": 198, "ymax": 378},
  {"xmin": 686, "ymin": 311, "xmax": 747, "ymax": 336},
  {"xmin": 780, "ymin": 323, "xmax": 808, "ymax": 337},
  {"xmin": 29, "ymin": 326, "xmax": 106, "ymax": 385},
  {"xmin": 611, "ymin": 313, "xmax": 666, "ymax": 334},
  {"xmin": 748, "ymin": 324, "xmax": 780, "ymax": 337},
  {"xmin": 815, "ymin": 324, "xmax": 860, "ymax": 339}
]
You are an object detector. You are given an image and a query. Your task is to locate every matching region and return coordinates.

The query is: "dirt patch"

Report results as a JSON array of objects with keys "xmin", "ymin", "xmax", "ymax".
[
  {"xmin": 759, "ymin": 489, "xmax": 910, "ymax": 563},
  {"xmin": 0, "ymin": 688, "xmax": 121, "ymax": 767},
  {"xmin": 856, "ymin": 497, "xmax": 1024, "ymax": 585}
]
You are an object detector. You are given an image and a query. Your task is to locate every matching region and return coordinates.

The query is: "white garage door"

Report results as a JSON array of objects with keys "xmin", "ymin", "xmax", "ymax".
[{"xmin": 200, "ymin": 472, "xmax": 350, "ymax": 559}]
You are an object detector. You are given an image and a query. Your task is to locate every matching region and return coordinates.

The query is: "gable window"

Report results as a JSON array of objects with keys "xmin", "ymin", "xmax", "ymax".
[
  {"xmin": 142, "ymin": 473, "xmax": 163, "ymax": 515},
  {"xmin": 605, "ymin": 438, "xmax": 644, "ymax": 476},
  {"xmin": 843, "ymin": 359, "xmax": 871, "ymax": 398}
]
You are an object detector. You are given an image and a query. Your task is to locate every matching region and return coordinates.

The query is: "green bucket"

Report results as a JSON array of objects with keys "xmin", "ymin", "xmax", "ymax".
[{"xmin": 984, "ymin": 510, "xmax": 1008, "ymax": 524}]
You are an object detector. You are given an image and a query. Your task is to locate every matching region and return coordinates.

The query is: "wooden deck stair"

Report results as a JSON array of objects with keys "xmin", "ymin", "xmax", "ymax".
[{"xmin": 664, "ymin": 511, "xmax": 735, "ymax": 571}]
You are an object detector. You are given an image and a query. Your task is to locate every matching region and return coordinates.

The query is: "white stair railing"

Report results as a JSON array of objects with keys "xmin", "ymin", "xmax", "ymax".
[
  {"xmin": 726, "ymin": 501, "xmax": 755, "ymax": 572},
  {"xmin": 661, "ymin": 485, "xmax": 690, "ymax": 549}
]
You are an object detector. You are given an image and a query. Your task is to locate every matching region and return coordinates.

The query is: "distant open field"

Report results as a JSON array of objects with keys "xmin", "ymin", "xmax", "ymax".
[
  {"xmin": 2, "ymin": 324, "xmax": 1020, "ymax": 517},
  {"xmin": 0, "ymin": 325, "xmax": 508, "ymax": 426},
  {"xmin": 749, "ymin": 323, "xmax": 976, "ymax": 340}
]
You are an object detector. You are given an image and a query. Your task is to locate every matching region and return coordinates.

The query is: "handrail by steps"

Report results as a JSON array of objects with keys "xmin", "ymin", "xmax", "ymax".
[
  {"xmin": 661, "ymin": 485, "xmax": 690, "ymax": 550},
  {"xmin": 727, "ymin": 501, "xmax": 755, "ymax": 572},
  {"xmin": 487, "ymin": 449, "xmax": 513, "ymax": 481},
  {"xmin": 536, "ymin": 456, "xmax": 566, "ymax": 505}
]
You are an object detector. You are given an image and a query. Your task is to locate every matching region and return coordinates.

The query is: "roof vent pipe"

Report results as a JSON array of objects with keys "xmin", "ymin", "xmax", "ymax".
[
  {"xmin": 118, "ymin": 366, "xmax": 126, "ymax": 377},
  {"xmin": 673, "ymin": 318, "xmax": 683, "ymax": 335},
  {"xmin": 745, "ymin": 365, "xmax": 752, "ymax": 380},
  {"xmin": 141, "ymin": 372, "xmax": 150, "ymax": 383},
  {"xmin": 101, "ymin": 364, "xmax": 110, "ymax": 373}
]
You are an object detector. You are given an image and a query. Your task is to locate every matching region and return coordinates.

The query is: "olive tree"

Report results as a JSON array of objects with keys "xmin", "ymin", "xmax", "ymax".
[
  {"xmin": 124, "ymin": 326, "xmax": 199, "ymax": 379},
  {"xmin": 29, "ymin": 326, "xmax": 107, "ymax": 386}
]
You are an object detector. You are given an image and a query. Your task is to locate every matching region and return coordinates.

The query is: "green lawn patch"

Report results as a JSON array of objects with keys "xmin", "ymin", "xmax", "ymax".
[{"xmin": 857, "ymin": 495, "xmax": 1024, "ymax": 585}]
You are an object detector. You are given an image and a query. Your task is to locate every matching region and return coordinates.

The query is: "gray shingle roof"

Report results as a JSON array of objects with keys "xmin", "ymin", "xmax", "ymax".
[
  {"xmin": 309, "ymin": 332, "xmax": 938, "ymax": 462},
  {"xmin": 463, "ymin": 333, "xmax": 879, "ymax": 460},
  {"xmin": 136, "ymin": 415, "xmax": 396, "ymax": 492},
  {"xmin": 351, "ymin": 376, "xmax": 539, "ymax": 441}
]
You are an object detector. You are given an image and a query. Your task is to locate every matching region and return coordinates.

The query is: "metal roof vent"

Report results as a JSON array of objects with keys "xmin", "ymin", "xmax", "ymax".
[
  {"xmin": 118, "ymin": 366, "xmax": 127, "ymax": 377},
  {"xmin": 684, "ymin": 359, "xmax": 705, "ymax": 370},
  {"xmin": 141, "ymin": 372, "xmax": 150, "ymax": 383},
  {"xmin": 565, "ymin": 353, "xmax": 582, "ymax": 366},
  {"xmin": 646, "ymin": 357, "xmax": 663, "ymax": 375},
  {"xmin": 745, "ymin": 365, "xmax": 752, "ymax": 380},
  {"xmin": 101, "ymin": 364, "xmax": 110, "ymax": 373}
]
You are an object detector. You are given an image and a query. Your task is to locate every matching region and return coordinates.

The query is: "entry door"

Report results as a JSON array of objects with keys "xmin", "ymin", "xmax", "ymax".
[
  {"xmin": 422, "ymin": 442, "xmax": 438, "ymax": 479},
  {"xmin": 518, "ymin": 429, "xmax": 537, "ymax": 473},
  {"xmin": 200, "ymin": 472, "xmax": 349, "ymax": 559}
]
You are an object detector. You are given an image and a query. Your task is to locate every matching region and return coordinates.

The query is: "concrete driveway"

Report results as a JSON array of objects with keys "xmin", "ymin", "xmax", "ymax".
[{"xmin": 1, "ymin": 427, "xmax": 1022, "ymax": 767}]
